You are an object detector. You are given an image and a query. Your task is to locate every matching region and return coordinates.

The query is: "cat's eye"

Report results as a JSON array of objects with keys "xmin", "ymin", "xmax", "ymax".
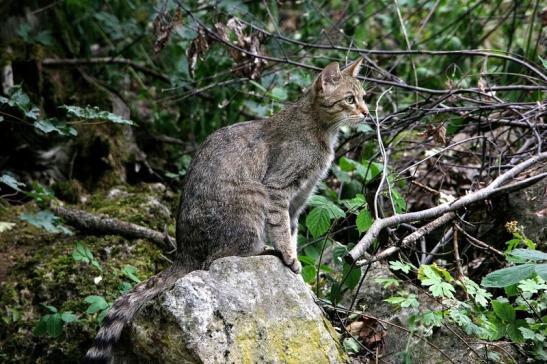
[{"xmin": 345, "ymin": 96, "xmax": 355, "ymax": 104}]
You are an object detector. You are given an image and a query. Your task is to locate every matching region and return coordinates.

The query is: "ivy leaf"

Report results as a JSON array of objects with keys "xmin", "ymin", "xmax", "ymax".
[
  {"xmin": 481, "ymin": 264, "xmax": 536, "ymax": 288},
  {"xmin": 305, "ymin": 207, "xmax": 331, "ymax": 238},
  {"xmin": 61, "ymin": 105, "xmax": 135, "ymax": 126}
]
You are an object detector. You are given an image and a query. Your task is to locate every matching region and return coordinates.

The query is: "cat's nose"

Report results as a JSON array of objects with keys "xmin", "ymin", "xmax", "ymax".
[{"xmin": 359, "ymin": 104, "xmax": 369, "ymax": 117}]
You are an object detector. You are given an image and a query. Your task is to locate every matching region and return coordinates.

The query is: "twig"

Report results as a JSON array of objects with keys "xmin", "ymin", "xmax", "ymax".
[
  {"xmin": 453, "ymin": 224, "xmax": 504, "ymax": 257},
  {"xmin": 452, "ymin": 225, "xmax": 465, "ymax": 281},
  {"xmin": 401, "ymin": 212, "xmax": 456, "ymax": 247},
  {"xmin": 51, "ymin": 205, "xmax": 175, "ymax": 249}
]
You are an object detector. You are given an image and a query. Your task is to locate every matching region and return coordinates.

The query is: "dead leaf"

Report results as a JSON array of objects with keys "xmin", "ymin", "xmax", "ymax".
[
  {"xmin": 214, "ymin": 17, "xmax": 268, "ymax": 80},
  {"xmin": 153, "ymin": 7, "xmax": 182, "ymax": 54},
  {"xmin": 187, "ymin": 26, "xmax": 210, "ymax": 77},
  {"xmin": 344, "ymin": 316, "xmax": 386, "ymax": 353}
]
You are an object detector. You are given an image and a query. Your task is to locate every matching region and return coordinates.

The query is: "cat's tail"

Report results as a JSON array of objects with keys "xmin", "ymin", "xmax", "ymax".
[{"xmin": 82, "ymin": 263, "xmax": 189, "ymax": 364}]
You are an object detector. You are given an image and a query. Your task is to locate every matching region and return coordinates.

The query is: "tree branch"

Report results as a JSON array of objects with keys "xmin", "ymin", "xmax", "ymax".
[
  {"xmin": 346, "ymin": 152, "xmax": 547, "ymax": 264},
  {"xmin": 52, "ymin": 205, "xmax": 175, "ymax": 250}
]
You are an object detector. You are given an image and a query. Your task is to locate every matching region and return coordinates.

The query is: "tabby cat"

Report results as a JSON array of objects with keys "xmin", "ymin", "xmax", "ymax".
[{"xmin": 84, "ymin": 58, "xmax": 368, "ymax": 363}]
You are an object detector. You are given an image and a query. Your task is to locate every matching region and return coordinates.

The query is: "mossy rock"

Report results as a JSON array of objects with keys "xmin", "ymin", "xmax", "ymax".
[{"xmin": 0, "ymin": 186, "xmax": 172, "ymax": 363}]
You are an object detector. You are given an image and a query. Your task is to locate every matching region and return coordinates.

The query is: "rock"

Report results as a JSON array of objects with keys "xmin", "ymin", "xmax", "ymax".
[{"xmin": 113, "ymin": 255, "xmax": 349, "ymax": 364}]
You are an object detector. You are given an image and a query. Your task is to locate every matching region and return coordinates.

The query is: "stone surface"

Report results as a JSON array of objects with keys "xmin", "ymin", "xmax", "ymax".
[{"xmin": 113, "ymin": 255, "xmax": 348, "ymax": 364}]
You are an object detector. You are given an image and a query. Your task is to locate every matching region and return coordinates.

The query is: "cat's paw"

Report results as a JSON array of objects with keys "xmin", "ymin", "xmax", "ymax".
[{"xmin": 282, "ymin": 254, "xmax": 302, "ymax": 274}]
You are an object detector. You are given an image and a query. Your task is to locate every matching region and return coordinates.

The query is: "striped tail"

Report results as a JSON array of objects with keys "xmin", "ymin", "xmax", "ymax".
[{"xmin": 82, "ymin": 264, "xmax": 188, "ymax": 363}]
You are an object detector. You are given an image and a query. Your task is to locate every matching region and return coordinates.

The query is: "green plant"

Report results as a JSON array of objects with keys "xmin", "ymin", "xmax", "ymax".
[
  {"xmin": 384, "ymin": 249, "xmax": 547, "ymax": 361},
  {"xmin": 72, "ymin": 242, "xmax": 103, "ymax": 271},
  {"xmin": 33, "ymin": 305, "xmax": 78, "ymax": 338}
]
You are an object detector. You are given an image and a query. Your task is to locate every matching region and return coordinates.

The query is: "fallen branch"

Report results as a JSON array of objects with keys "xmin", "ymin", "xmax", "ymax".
[
  {"xmin": 52, "ymin": 205, "xmax": 175, "ymax": 249},
  {"xmin": 346, "ymin": 152, "xmax": 547, "ymax": 264}
]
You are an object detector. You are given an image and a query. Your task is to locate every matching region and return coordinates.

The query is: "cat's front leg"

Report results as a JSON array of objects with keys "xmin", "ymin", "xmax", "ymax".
[{"xmin": 266, "ymin": 192, "xmax": 302, "ymax": 273}]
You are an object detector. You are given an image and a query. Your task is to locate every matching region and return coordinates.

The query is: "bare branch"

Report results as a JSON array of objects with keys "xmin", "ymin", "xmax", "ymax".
[
  {"xmin": 52, "ymin": 205, "xmax": 175, "ymax": 250},
  {"xmin": 346, "ymin": 152, "xmax": 547, "ymax": 264}
]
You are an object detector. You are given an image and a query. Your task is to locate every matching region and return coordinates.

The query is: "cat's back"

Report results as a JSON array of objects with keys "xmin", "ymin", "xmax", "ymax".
[{"xmin": 181, "ymin": 119, "xmax": 270, "ymax": 200}]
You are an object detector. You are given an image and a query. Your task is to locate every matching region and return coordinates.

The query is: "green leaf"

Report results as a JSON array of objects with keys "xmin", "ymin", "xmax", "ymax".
[
  {"xmin": 20, "ymin": 210, "xmax": 72, "ymax": 235},
  {"xmin": 308, "ymin": 195, "xmax": 345, "ymax": 219},
  {"xmin": 34, "ymin": 118, "xmax": 78, "ymax": 136},
  {"xmin": 0, "ymin": 174, "xmax": 26, "ymax": 192},
  {"xmin": 518, "ymin": 277, "xmax": 547, "ymax": 294},
  {"xmin": 41, "ymin": 304, "xmax": 57, "ymax": 313},
  {"xmin": 33, "ymin": 316, "xmax": 48, "ymax": 336},
  {"xmin": 375, "ymin": 277, "xmax": 400, "ymax": 288},
  {"xmin": 342, "ymin": 337, "xmax": 360, "ymax": 353},
  {"xmin": 342, "ymin": 262, "xmax": 361, "ymax": 290},
  {"xmin": 61, "ymin": 105, "xmax": 135, "ymax": 125},
  {"xmin": 298, "ymin": 255, "xmax": 316, "ymax": 266},
  {"xmin": 505, "ymin": 321, "xmax": 525, "ymax": 343},
  {"xmin": 72, "ymin": 242, "xmax": 93, "ymax": 263},
  {"xmin": 391, "ymin": 188, "xmax": 407, "ymax": 213},
  {"xmin": 84, "ymin": 295, "xmax": 109, "ymax": 314},
  {"xmin": 340, "ymin": 194, "xmax": 366, "ymax": 211},
  {"xmin": 61, "ymin": 311, "xmax": 78, "ymax": 323},
  {"xmin": 385, "ymin": 294, "xmax": 419, "ymax": 308},
  {"xmin": 534, "ymin": 264, "xmax": 547, "ymax": 280},
  {"xmin": 481, "ymin": 264, "xmax": 536, "ymax": 287},
  {"xmin": 305, "ymin": 207, "xmax": 331, "ymax": 238},
  {"xmin": 389, "ymin": 260, "xmax": 413, "ymax": 274},
  {"xmin": 301, "ymin": 264, "xmax": 316, "ymax": 283},
  {"xmin": 47, "ymin": 313, "xmax": 63, "ymax": 337},
  {"xmin": 121, "ymin": 265, "xmax": 140, "ymax": 283},
  {"xmin": 492, "ymin": 300, "xmax": 516, "ymax": 322},
  {"xmin": 356, "ymin": 209, "xmax": 373, "ymax": 234},
  {"xmin": 270, "ymin": 87, "xmax": 288, "ymax": 101}
]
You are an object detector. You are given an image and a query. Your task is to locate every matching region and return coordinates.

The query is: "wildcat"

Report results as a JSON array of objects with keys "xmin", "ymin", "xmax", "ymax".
[{"xmin": 83, "ymin": 58, "xmax": 368, "ymax": 363}]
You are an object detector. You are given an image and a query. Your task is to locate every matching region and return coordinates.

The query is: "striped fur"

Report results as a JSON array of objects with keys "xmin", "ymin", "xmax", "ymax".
[{"xmin": 82, "ymin": 264, "xmax": 189, "ymax": 363}]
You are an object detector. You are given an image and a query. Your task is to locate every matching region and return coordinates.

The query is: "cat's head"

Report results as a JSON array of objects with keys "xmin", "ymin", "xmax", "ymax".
[{"xmin": 311, "ymin": 58, "xmax": 369, "ymax": 128}]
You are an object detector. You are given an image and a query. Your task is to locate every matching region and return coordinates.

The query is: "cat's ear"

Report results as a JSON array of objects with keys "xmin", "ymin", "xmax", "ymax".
[
  {"xmin": 342, "ymin": 58, "xmax": 363, "ymax": 77},
  {"xmin": 315, "ymin": 62, "xmax": 341, "ymax": 94}
]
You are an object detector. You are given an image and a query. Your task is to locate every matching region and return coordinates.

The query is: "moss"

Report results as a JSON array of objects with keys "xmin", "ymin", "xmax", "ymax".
[
  {"xmin": 52, "ymin": 180, "xmax": 84, "ymax": 204},
  {"xmin": 0, "ymin": 187, "xmax": 171, "ymax": 363}
]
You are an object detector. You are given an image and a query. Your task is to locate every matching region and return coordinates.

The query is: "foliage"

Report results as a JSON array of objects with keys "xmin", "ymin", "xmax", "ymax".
[
  {"xmin": 384, "ymin": 247, "xmax": 547, "ymax": 361},
  {"xmin": 0, "ymin": 0, "xmax": 545, "ymax": 362},
  {"xmin": 33, "ymin": 305, "xmax": 78, "ymax": 338}
]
